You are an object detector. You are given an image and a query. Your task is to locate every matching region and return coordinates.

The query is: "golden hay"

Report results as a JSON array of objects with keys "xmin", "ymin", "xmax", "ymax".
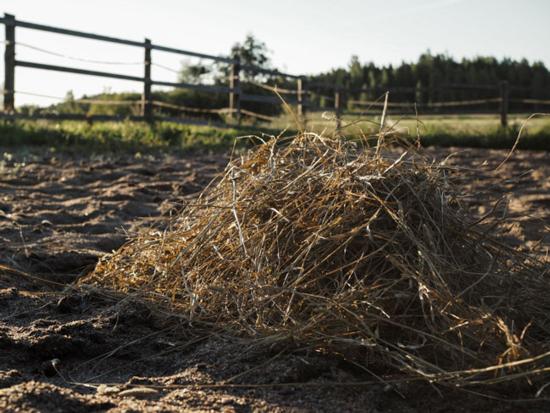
[{"xmin": 86, "ymin": 132, "xmax": 550, "ymax": 388}]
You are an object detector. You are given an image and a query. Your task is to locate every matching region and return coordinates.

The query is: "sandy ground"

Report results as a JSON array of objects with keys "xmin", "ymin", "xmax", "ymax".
[{"xmin": 0, "ymin": 146, "xmax": 549, "ymax": 412}]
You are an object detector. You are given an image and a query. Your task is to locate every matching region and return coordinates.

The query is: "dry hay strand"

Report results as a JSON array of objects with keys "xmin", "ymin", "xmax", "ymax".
[{"xmin": 85, "ymin": 131, "xmax": 550, "ymax": 389}]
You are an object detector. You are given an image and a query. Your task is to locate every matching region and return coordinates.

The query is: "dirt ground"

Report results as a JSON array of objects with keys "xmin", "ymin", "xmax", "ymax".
[{"xmin": 0, "ymin": 146, "xmax": 549, "ymax": 412}]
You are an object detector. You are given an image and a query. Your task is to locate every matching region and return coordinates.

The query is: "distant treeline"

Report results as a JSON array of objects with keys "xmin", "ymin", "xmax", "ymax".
[{"xmin": 308, "ymin": 53, "xmax": 550, "ymax": 107}]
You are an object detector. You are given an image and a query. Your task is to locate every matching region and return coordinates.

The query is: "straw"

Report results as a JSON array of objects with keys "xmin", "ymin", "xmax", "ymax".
[{"xmin": 85, "ymin": 128, "xmax": 549, "ymax": 390}]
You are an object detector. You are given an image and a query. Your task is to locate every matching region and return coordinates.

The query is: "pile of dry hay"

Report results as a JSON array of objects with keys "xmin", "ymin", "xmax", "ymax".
[{"xmin": 87, "ymin": 132, "xmax": 550, "ymax": 389}]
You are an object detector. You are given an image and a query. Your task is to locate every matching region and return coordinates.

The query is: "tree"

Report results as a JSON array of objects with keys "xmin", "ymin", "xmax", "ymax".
[
  {"xmin": 231, "ymin": 34, "xmax": 272, "ymax": 81},
  {"xmin": 348, "ymin": 55, "xmax": 363, "ymax": 96},
  {"xmin": 64, "ymin": 90, "xmax": 75, "ymax": 102},
  {"xmin": 177, "ymin": 33, "xmax": 274, "ymax": 85},
  {"xmin": 178, "ymin": 59, "xmax": 209, "ymax": 85}
]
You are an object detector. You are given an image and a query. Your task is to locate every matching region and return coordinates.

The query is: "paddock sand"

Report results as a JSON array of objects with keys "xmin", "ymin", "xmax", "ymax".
[{"xmin": 0, "ymin": 146, "xmax": 548, "ymax": 412}]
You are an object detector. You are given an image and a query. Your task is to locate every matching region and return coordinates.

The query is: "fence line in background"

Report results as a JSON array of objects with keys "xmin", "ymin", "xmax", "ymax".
[
  {"xmin": 334, "ymin": 82, "xmax": 514, "ymax": 127},
  {"xmin": 2, "ymin": 13, "xmax": 550, "ymax": 129}
]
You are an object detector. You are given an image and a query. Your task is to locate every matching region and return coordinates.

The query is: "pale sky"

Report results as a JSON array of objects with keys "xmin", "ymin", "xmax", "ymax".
[{"xmin": 1, "ymin": 0, "xmax": 549, "ymax": 106}]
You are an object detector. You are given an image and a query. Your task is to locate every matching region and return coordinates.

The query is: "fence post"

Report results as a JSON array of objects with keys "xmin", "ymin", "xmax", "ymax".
[
  {"xmin": 499, "ymin": 80, "xmax": 509, "ymax": 128},
  {"xmin": 297, "ymin": 76, "xmax": 306, "ymax": 126},
  {"xmin": 3, "ymin": 13, "xmax": 16, "ymax": 113},
  {"xmin": 334, "ymin": 88, "xmax": 342, "ymax": 129},
  {"xmin": 229, "ymin": 56, "xmax": 241, "ymax": 124},
  {"xmin": 142, "ymin": 38, "xmax": 153, "ymax": 122}
]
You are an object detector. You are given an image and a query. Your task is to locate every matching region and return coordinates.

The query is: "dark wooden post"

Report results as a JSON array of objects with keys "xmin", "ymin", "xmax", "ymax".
[
  {"xmin": 499, "ymin": 80, "xmax": 509, "ymax": 128},
  {"xmin": 142, "ymin": 38, "xmax": 153, "ymax": 122},
  {"xmin": 229, "ymin": 56, "xmax": 241, "ymax": 124},
  {"xmin": 3, "ymin": 13, "xmax": 16, "ymax": 113},
  {"xmin": 334, "ymin": 88, "xmax": 342, "ymax": 129},
  {"xmin": 297, "ymin": 77, "xmax": 306, "ymax": 126}
]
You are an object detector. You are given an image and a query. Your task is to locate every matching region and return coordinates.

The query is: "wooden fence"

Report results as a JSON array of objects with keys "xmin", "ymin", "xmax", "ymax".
[
  {"xmin": 2, "ymin": 13, "xmax": 550, "ymax": 129},
  {"xmin": 0, "ymin": 13, "xmax": 305, "ymax": 127}
]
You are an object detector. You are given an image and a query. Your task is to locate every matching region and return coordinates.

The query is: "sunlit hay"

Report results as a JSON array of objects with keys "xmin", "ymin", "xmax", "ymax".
[{"xmin": 86, "ymin": 131, "xmax": 550, "ymax": 388}]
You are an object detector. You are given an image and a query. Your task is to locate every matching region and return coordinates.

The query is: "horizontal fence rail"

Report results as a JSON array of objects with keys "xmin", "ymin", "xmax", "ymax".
[
  {"xmin": 0, "ymin": 16, "xmax": 145, "ymax": 48},
  {"xmin": 15, "ymin": 60, "xmax": 145, "ymax": 82},
  {"xmin": 2, "ymin": 12, "xmax": 550, "ymax": 130}
]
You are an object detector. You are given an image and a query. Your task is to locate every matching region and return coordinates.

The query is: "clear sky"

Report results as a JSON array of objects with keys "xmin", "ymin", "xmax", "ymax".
[{"xmin": 1, "ymin": 0, "xmax": 549, "ymax": 106}]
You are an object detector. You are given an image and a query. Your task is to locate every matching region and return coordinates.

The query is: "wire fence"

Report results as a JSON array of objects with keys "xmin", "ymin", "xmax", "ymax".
[{"xmin": 11, "ymin": 41, "xmax": 143, "ymax": 66}]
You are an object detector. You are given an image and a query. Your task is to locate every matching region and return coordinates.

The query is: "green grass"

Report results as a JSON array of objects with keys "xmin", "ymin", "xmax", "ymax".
[
  {"xmin": 0, "ymin": 120, "xmax": 254, "ymax": 153},
  {"xmin": 411, "ymin": 115, "xmax": 550, "ymax": 150},
  {"xmin": 298, "ymin": 112, "xmax": 550, "ymax": 150},
  {"xmin": 1, "ymin": 114, "xmax": 549, "ymax": 153}
]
